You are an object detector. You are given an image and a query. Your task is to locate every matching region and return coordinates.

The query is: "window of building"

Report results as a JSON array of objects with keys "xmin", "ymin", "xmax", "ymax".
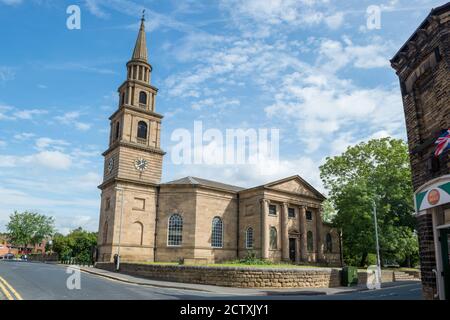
[
  {"xmin": 105, "ymin": 198, "xmax": 110, "ymax": 211},
  {"xmin": 326, "ymin": 233, "xmax": 333, "ymax": 253},
  {"xmin": 121, "ymin": 92, "xmax": 125, "ymax": 105},
  {"xmin": 246, "ymin": 227, "xmax": 254, "ymax": 249},
  {"xmin": 211, "ymin": 217, "xmax": 223, "ymax": 248},
  {"xmin": 139, "ymin": 91, "xmax": 147, "ymax": 105},
  {"xmin": 288, "ymin": 207, "xmax": 295, "ymax": 218},
  {"xmin": 269, "ymin": 204, "xmax": 277, "ymax": 216},
  {"xmin": 306, "ymin": 210, "xmax": 313, "ymax": 221},
  {"xmin": 115, "ymin": 122, "xmax": 120, "ymax": 140},
  {"xmin": 137, "ymin": 121, "xmax": 148, "ymax": 140},
  {"xmin": 307, "ymin": 231, "xmax": 313, "ymax": 252},
  {"xmin": 168, "ymin": 214, "xmax": 183, "ymax": 246},
  {"xmin": 270, "ymin": 227, "xmax": 277, "ymax": 250}
]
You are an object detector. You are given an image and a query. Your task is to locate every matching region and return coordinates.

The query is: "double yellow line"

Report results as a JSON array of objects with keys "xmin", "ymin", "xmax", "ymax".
[{"xmin": 0, "ymin": 276, "xmax": 23, "ymax": 300}]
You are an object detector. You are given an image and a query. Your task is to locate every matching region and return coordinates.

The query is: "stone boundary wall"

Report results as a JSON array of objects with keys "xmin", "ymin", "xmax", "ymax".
[
  {"xmin": 96, "ymin": 262, "xmax": 342, "ymax": 288},
  {"xmin": 357, "ymin": 270, "xmax": 394, "ymax": 284},
  {"xmin": 27, "ymin": 253, "xmax": 59, "ymax": 262}
]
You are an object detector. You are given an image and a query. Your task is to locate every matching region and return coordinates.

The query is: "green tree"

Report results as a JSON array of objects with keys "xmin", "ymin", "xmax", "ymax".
[
  {"xmin": 52, "ymin": 227, "xmax": 98, "ymax": 263},
  {"xmin": 319, "ymin": 138, "xmax": 418, "ymax": 267},
  {"xmin": 6, "ymin": 211, "xmax": 55, "ymax": 249}
]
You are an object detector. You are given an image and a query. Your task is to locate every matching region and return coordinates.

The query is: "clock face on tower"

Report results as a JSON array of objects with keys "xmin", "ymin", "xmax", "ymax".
[
  {"xmin": 107, "ymin": 158, "xmax": 114, "ymax": 173},
  {"xmin": 134, "ymin": 158, "xmax": 148, "ymax": 172}
]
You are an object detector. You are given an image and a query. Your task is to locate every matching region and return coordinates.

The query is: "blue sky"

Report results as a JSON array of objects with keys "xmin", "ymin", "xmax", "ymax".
[{"xmin": 0, "ymin": 0, "xmax": 445, "ymax": 233}]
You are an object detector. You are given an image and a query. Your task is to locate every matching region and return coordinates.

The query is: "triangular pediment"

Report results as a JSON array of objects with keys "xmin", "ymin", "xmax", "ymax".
[{"xmin": 265, "ymin": 175, "xmax": 325, "ymax": 199}]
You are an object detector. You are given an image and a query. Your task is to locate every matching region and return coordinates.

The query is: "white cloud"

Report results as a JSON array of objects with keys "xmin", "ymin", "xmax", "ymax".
[
  {"xmin": 13, "ymin": 109, "xmax": 48, "ymax": 119},
  {"xmin": 35, "ymin": 137, "xmax": 70, "ymax": 151},
  {"xmin": 75, "ymin": 122, "xmax": 92, "ymax": 131},
  {"xmin": 0, "ymin": 0, "xmax": 22, "ymax": 5},
  {"xmin": 31, "ymin": 151, "xmax": 72, "ymax": 170},
  {"xmin": 13, "ymin": 132, "xmax": 35, "ymax": 140},
  {"xmin": 325, "ymin": 12, "xmax": 345, "ymax": 30},
  {"xmin": 265, "ymin": 71, "xmax": 405, "ymax": 153},
  {"xmin": 55, "ymin": 111, "xmax": 92, "ymax": 131},
  {"xmin": 169, "ymin": 155, "xmax": 325, "ymax": 192},
  {"xmin": 219, "ymin": 0, "xmax": 346, "ymax": 37},
  {"xmin": 0, "ymin": 105, "xmax": 48, "ymax": 120},
  {"xmin": 0, "ymin": 151, "xmax": 72, "ymax": 170},
  {"xmin": 316, "ymin": 37, "xmax": 392, "ymax": 72},
  {"xmin": 84, "ymin": 0, "xmax": 109, "ymax": 18}
]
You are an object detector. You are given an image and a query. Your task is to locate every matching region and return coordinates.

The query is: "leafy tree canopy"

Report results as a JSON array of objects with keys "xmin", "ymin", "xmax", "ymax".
[
  {"xmin": 51, "ymin": 227, "xmax": 97, "ymax": 262},
  {"xmin": 319, "ymin": 138, "xmax": 418, "ymax": 267},
  {"xmin": 6, "ymin": 211, "xmax": 55, "ymax": 247}
]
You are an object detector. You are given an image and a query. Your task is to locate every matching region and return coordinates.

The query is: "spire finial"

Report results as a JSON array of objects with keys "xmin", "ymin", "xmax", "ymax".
[{"xmin": 131, "ymin": 11, "xmax": 148, "ymax": 62}]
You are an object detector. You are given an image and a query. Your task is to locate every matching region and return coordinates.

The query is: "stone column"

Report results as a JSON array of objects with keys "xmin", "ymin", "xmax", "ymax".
[
  {"xmin": 281, "ymin": 203, "xmax": 289, "ymax": 261},
  {"xmin": 316, "ymin": 208, "xmax": 324, "ymax": 262},
  {"xmin": 299, "ymin": 205, "xmax": 307, "ymax": 261},
  {"xmin": 261, "ymin": 199, "xmax": 269, "ymax": 260}
]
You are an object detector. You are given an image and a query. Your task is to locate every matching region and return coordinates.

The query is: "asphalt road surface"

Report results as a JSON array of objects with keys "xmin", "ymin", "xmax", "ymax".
[{"xmin": 0, "ymin": 261, "xmax": 422, "ymax": 300}]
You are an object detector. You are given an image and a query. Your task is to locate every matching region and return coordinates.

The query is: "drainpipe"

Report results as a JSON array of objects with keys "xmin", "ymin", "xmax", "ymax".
[
  {"xmin": 236, "ymin": 193, "xmax": 240, "ymax": 259},
  {"xmin": 154, "ymin": 185, "xmax": 160, "ymax": 262}
]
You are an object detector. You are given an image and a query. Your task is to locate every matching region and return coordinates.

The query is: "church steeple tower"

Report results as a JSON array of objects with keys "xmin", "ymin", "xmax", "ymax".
[
  {"xmin": 131, "ymin": 14, "xmax": 148, "ymax": 62},
  {"xmin": 97, "ymin": 14, "xmax": 164, "ymax": 262}
]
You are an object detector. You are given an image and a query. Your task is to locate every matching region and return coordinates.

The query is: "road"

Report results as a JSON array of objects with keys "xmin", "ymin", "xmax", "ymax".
[{"xmin": 0, "ymin": 261, "xmax": 422, "ymax": 300}]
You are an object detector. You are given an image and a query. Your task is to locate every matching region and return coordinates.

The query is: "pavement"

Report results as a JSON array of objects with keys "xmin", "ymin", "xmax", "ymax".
[{"xmin": 0, "ymin": 260, "xmax": 423, "ymax": 300}]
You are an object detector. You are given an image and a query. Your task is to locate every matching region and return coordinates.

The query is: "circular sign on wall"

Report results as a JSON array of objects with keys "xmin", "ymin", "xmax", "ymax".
[{"xmin": 427, "ymin": 189, "xmax": 440, "ymax": 206}]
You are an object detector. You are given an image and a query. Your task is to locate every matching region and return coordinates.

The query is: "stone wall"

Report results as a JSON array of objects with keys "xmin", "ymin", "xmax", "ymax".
[
  {"xmin": 357, "ymin": 270, "xmax": 395, "ymax": 284},
  {"xmin": 96, "ymin": 262, "xmax": 341, "ymax": 288}
]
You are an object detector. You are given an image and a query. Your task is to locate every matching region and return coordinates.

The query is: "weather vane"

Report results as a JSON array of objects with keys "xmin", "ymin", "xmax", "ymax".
[{"xmin": 142, "ymin": 9, "xmax": 145, "ymax": 21}]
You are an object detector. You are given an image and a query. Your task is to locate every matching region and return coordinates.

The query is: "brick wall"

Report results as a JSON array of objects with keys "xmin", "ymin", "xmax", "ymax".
[
  {"xmin": 96, "ymin": 262, "xmax": 342, "ymax": 288},
  {"xmin": 391, "ymin": 4, "xmax": 449, "ymax": 300},
  {"xmin": 416, "ymin": 212, "xmax": 437, "ymax": 299}
]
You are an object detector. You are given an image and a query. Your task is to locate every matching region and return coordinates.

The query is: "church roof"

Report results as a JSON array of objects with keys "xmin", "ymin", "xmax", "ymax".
[
  {"xmin": 131, "ymin": 16, "xmax": 148, "ymax": 62},
  {"xmin": 162, "ymin": 176, "xmax": 245, "ymax": 192}
]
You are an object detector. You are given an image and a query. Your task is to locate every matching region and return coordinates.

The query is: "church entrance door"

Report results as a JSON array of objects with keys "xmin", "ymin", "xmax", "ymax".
[{"xmin": 289, "ymin": 238, "xmax": 296, "ymax": 262}]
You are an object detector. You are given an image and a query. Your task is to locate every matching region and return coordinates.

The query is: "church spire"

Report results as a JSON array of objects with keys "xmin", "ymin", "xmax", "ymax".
[{"xmin": 131, "ymin": 10, "xmax": 148, "ymax": 62}]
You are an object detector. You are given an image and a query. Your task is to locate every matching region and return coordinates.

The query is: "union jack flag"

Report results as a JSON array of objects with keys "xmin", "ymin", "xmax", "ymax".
[{"xmin": 434, "ymin": 128, "xmax": 450, "ymax": 157}]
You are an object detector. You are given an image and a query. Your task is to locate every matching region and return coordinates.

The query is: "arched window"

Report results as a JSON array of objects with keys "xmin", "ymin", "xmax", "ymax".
[
  {"xmin": 137, "ymin": 121, "xmax": 147, "ymax": 140},
  {"xmin": 121, "ymin": 92, "xmax": 125, "ymax": 105},
  {"xmin": 326, "ymin": 233, "xmax": 332, "ymax": 253},
  {"xmin": 167, "ymin": 214, "xmax": 183, "ymax": 246},
  {"xmin": 307, "ymin": 231, "xmax": 313, "ymax": 252},
  {"xmin": 211, "ymin": 217, "xmax": 223, "ymax": 248},
  {"xmin": 139, "ymin": 91, "xmax": 147, "ymax": 105},
  {"xmin": 246, "ymin": 227, "xmax": 254, "ymax": 249},
  {"xmin": 115, "ymin": 122, "xmax": 120, "ymax": 140},
  {"xmin": 270, "ymin": 227, "xmax": 277, "ymax": 250}
]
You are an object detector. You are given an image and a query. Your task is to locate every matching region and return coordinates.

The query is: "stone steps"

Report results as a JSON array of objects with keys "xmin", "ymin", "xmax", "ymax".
[{"xmin": 394, "ymin": 271, "xmax": 420, "ymax": 281}]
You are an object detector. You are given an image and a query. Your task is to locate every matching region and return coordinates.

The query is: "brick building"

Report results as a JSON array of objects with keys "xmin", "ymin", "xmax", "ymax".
[
  {"xmin": 97, "ymin": 16, "xmax": 341, "ymax": 266},
  {"xmin": 391, "ymin": 3, "xmax": 450, "ymax": 300},
  {"xmin": 0, "ymin": 233, "xmax": 48, "ymax": 256}
]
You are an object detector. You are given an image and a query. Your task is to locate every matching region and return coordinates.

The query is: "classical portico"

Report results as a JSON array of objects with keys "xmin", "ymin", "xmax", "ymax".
[{"xmin": 239, "ymin": 176, "xmax": 339, "ymax": 265}]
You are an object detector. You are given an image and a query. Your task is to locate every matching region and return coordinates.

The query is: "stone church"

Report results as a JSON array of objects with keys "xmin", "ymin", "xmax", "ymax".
[{"xmin": 97, "ymin": 17, "xmax": 341, "ymax": 265}]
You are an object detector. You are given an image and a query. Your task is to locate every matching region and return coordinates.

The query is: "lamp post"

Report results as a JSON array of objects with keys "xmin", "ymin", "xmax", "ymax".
[
  {"xmin": 116, "ymin": 186, "xmax": 125, "ymax": 271},
  {"xmin": 372, "ymin": 200, "xmax": 382, "ymax": 288}
]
